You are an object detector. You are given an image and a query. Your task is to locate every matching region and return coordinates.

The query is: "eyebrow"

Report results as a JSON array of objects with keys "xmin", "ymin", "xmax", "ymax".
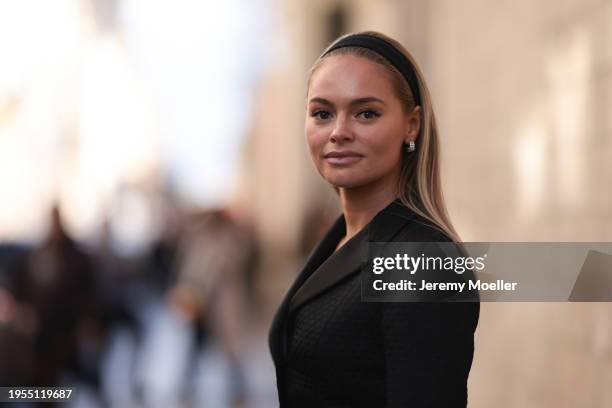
[{"xmin": 308, "ymin": 96, "xmax": 386, "ymax": 107}]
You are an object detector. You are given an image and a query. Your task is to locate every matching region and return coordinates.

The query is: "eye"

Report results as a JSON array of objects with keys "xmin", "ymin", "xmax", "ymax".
[
  {"xmin": 357, "ymin": 109, "xmax": 380, "ymax": 120},
  {"xmin": 311, "ymin": 110, "xmax": 331, "ymax": 120}
]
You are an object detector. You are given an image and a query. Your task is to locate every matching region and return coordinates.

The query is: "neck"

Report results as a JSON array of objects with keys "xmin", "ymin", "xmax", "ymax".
[{"xmin": 338, "ymin": 176, "xmax": 399, "ymax": 240}]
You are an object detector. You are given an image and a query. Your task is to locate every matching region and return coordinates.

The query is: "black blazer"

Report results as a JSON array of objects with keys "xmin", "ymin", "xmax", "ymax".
[{"xmin": 269, "ymin": 199, "xmax": 480, "ymax": 407}]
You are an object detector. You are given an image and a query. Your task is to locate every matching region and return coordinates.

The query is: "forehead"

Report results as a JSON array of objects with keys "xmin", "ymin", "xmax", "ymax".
[{"xmin": 308, "ymin": 54, "xmax": 395, "ymax": 101}]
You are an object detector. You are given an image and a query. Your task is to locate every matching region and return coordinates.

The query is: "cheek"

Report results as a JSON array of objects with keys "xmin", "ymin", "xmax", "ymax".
[
  {"xmin": 362, "ymin": 123, "xmax": 404, "ymax": 163},
  {"xmin": 305, "ymin": 123, "xmax": 327, "ymax": 158}
]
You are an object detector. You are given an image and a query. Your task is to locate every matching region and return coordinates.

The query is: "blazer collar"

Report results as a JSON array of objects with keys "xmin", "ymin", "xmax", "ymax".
[
  {"xmin": 268, "ymin": 214, "xmax": 346, "ymax": 369},
  {"xmin": 289, "ymin": 216, "xmax": 367, "ymax": 313},
  {"xmin": 268, "ymin": 199, "xmax": 417, "ymax": 368},
  {"xmin": 289, "ymin": 198, "xmax": 416, "ymax": 314}
]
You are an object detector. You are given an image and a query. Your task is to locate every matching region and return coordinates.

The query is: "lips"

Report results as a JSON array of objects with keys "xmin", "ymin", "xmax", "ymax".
[{"xmin": 323, "ymin": 150, "xmax": 363, "ymax": 166}]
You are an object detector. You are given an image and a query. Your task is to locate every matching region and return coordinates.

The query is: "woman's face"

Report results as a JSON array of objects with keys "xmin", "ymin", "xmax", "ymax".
[{"xmin": 306, "ymin": 54, "xmax": 419, "ymax": 190}]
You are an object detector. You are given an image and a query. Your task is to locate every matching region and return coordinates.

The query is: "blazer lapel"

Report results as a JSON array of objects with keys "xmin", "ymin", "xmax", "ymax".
[
  {"xmin": 288, "ymin": 199, "xmax": 416, "ymax": 314},
  {"xmin": 269, "ymin": 215, "xmax": 346, "ymax": 366},
  {"xmin": 288, "ymin": 224, "xmax": 368, "ymax": 314},
  {"xmin": 269, "ymin": 199, "xmax": 418, "ymax": 366}
]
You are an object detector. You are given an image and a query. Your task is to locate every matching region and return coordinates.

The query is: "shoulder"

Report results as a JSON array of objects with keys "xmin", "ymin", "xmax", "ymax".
[
  {"xmin": 369, "ymin": 200, "xmax": 452, "ymax": 243},
  {"xmin": 395, "ymin": 214, "xmax": 451, "ymax": 243}
]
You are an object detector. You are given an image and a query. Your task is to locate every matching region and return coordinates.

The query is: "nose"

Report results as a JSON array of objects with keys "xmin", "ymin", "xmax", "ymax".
[{"xmin": 329, "ymin": 114, "xmax": 353, "ymax": 144}]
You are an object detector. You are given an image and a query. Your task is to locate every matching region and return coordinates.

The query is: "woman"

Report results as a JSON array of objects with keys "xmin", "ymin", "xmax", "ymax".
[{"xmin": 269, "ymin": 31, "xmax": 479, "ymax": 407}]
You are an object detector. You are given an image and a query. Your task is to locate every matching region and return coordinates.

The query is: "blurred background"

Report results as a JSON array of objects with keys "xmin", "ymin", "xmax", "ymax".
[{"xmin": 0, "ymin": 0, "xmax": 611, "ymax": 407}]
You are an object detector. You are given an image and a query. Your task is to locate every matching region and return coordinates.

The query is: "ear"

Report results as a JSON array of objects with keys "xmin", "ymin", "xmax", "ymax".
[{"xmin": 404, "ymin": 105, "xmax": 421, "ymax": 143}]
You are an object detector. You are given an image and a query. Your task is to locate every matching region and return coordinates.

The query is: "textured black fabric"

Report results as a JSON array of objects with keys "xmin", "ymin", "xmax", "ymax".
[{"xmin": 269, "ymin": 200, "xmax": 480, "ymax": 407}]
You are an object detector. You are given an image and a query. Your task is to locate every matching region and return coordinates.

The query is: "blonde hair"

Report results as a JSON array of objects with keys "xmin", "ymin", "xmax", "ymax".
[{"xmin": 308, "ymin": 30, "xmax": 461, "ymax": 242}]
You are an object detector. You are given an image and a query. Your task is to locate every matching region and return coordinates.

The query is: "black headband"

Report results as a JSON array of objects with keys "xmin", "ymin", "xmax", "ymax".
[{"xmin": 323, "ymin": 34, "xmax": 421, "ymax": 106}]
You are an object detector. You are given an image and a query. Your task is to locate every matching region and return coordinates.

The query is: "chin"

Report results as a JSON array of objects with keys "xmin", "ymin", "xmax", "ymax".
[{"xmin": 323, "ymin": 171, "xmax": 372, "ymax": 189}]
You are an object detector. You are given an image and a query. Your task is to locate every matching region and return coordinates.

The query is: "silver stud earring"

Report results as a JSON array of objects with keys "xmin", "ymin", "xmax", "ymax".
[{"xmin": 405, "ymin": 140, "xmax": 416, "ymax": 153}]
